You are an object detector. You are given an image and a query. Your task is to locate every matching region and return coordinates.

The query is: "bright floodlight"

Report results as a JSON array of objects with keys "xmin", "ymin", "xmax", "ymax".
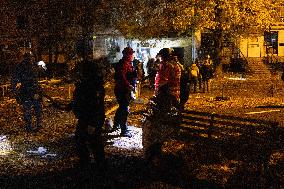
[
  {"xmin": 37, "ymin": 61, "xmax": 47, "ymax": 70},
  {"xmin": 0, "ymin": 135, "xmax": 13, "ymax": 156}
]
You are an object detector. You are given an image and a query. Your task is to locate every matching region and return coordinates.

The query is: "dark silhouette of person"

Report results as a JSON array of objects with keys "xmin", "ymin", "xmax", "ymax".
[
  {"xmin": 147, "ymin": 58, "xmax": 157, "ymax": 89},
  {"xmin": 132, "ymin": 58, "xmax": 142, "ymax": 97},
  {"xmin": 200, "ymin": 55, "xmax": 213, "ymax": 92},
  {"xmin": 11, "ymin": 52, "xmax": 43, "ymax": 132},
  {"xmin": 179, "ymin": 64, "xmax": 189, "ymax": 110},
  {"xmin": 72, "ymin": 56, "xmax": 107, "ymax": 167},
  {"xmin": 113, "ymin": 47, "xmax": 137, "ymax": 137}
]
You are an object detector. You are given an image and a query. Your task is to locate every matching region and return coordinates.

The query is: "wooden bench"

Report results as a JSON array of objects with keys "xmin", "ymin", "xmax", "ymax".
[
  {"xmin": 179, "ymin": 110, "xmax": 283, "ymax": 179},
  {"xmin": 142, "ymin": 109, "xmax": 283, "ymax": 181},
  {"xmin": 181, "ymin": 110, "xmax": 278, "ymax": 139}
]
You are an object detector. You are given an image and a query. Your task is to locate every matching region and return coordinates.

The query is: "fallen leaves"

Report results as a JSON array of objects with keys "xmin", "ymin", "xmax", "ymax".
[{"xmin": 0, "ymin": 77, "xmax": 283, "ymax": 188}]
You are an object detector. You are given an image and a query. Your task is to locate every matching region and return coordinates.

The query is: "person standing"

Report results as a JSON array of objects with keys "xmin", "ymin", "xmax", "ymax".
[
  {"xmin": 147, "ymin": 58, "xmax": 157, "ymax": 89},
  {"xmin": 72, "ymin": 56, "xmax": 107, "ymax": 167},
  {"xmin": 154, "ymin": 48, "xmax": 181, "ymax": 109},
  {"xmin": 200, "ymin": 55, "xmax": 213, "ymax": 92},
  {"xmin": 113, "ymin": 47, "xmax": 137, "ymax": 137},
  {"xmin": 189, "ymin": 62, "xmax": 200, "ymax": 93},
  {"xmin": 170, "ymin": 55, "xmax": 182, "ymax": 105},
  {"xmin": 133, "ymin": 59, "xmax": 143, "ymax": 98},
  {"xmin": 11, "ymin": 52, "xmax": 43, "ymax": 132},
  {"xmin": 196, "ymin": 59, "xmax": 203, "ymax": 91},
  {"xmin": 176, "ymin": 57, "xmax": 189, "ymax": 111}
]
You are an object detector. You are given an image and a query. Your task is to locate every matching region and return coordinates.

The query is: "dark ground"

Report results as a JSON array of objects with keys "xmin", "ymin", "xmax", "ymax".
[{"xmin": 0, "ymin": 74, "xmax": 284, "ymax": 189}]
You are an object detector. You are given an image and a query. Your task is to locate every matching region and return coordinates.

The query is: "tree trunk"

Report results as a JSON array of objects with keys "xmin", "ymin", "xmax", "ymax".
[
  {"xmin": 48, "ymin": 39, "xmax": 53, "ymax": 64},
  {"xmin": 213, "ymin": 0, "xmax": 224, "ymax": 76},
  {"xmin": 54, "ymin": 42, "xmax": 59, "ymax": 64},
  {"xmin": 213, "ymin": 29, "xmax": 224, "ymax": 78}
]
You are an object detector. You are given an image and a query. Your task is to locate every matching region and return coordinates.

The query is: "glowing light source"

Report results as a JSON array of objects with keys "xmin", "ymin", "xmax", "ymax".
[
  {"xmin": 37, "ymin": 61, "xmax": 47, "ymax": 70},
  {"xmin": 0, "ymin": 135, "xmax": 13, "ymax": 156}
]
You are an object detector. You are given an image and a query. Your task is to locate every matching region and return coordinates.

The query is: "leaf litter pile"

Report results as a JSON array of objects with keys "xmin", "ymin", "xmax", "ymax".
[{"xmin": 0, "ymin": 78, "xmax": 283, "ymax": 188}]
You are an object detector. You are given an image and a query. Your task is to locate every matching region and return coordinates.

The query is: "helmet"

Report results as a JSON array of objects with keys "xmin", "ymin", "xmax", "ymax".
[
  {"xmin": 122, "ymin": 47, "xmax": 135, "ymax": 56},
  {"xmin": 157, "ymin": 48, "xmax": 173, "ymax": 59}
]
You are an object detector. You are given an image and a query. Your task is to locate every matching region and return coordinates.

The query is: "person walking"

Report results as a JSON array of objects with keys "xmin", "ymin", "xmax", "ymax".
[
  {"xmin": 113, "ymin": 47, "xmax": 137, "ymax": 137},
  {"xmin": 11, "ymin": 52, "xmax": 43, "ymax": 132}
]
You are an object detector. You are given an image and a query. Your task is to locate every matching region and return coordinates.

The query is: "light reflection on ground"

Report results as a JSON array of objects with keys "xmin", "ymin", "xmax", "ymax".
[
  {"xmin": 106, "ymin": 126, "xmax": 143, "ymax": 150},
  {"xmin": 0, "ymin": 136, "xmax": 13, "ymax": 156}
]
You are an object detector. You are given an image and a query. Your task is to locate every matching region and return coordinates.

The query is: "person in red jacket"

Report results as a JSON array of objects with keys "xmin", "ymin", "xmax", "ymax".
[
  {"xmin": 113, "ymin": 47, "xmax": 137, "ymax": 137},
  {"xmin": 154, "ymin": 48, "xmax": 181, "ymax": 110},
  {"xmin": 154, "ymin": 49, "xmax": 172, "ymax": 95}
]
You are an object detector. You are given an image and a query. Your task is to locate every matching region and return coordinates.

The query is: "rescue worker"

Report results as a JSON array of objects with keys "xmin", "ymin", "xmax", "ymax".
[
  {"xmin": 154, "ymin": 48, "xmax": 181, "ymax": 109},
  {"xmin": 72, "ymin": 55, "xmax": 107, "ymax": 167},
  {"xmin": 11, "ymin": 52, "xmax": 43, "ymax": 132},
  {"xmin": 200, "ymin": 55, "xmax": 213, "ymax": 92},
  {"xmin": 113, "ymin": 47, "xmax": 137, "ymax": 138}
]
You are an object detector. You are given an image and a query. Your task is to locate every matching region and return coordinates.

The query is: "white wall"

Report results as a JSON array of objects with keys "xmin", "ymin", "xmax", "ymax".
[
  {"xmin": 92, "ymin": 35, "xmax": 193, "ymax": 65},
  {"xmin": 239, "ymin": 36, "xmax": 263, "ymax": 57},
  {"xmin": 278, "ymin": 30, "xmax": 284, "ymax": 57}
]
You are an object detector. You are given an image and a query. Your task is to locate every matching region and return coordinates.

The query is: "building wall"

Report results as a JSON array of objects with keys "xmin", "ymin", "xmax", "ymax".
[
  {"xmin": 277, "ymin": 30, "xmax": 284, "ymax": 57},
  {"xmin": 131, "ymin": 37, "xmax": 192, "ymax": 66},
  {"xmin": 240, "ymin": 36, "xmax": 264, "ymax": 58}
]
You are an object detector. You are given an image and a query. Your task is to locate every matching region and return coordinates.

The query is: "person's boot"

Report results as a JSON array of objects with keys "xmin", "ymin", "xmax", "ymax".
[
  {"xmin": 34, "ymin": 122, "xmax": 42, "ymax": 132},
  {"xmin": 111, "ymin": 116, "xmax": 120, "ymax": 132},
  {"xmin": 110, "ymin": 124, "xmax": 120, "ymax": 132},
  {"xmin": 121, "ymin": 129, "xmax": 132, "ymax": 138},
  {"xmin": 24, "ymin": 117, "xmax": 35, "ymax": 133},
  {"xmin": 25, "ymin": 122, "xmax": 37, "ymax": 133},
  {"xmin": 35, "ymin": 117, "xmax": 43, "ymax": 131}
]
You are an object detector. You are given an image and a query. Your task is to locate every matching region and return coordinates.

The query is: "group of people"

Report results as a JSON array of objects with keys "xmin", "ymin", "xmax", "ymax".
[
  {"xmin": 11, "ymin": 50, "xmax": 109, "ymax": 167},
  {"xmin": 189, "ymin": 55, "xmax": 214, "ymax": 93},
  {"xmin": 11, "ymin": 46, "xmax": 214, "ymax": 169},
  {"xmin": 153, "ymin": 48, "xmax": 184, "ymax": 109},
  {"xmin": 11, "ymin": 47, "xmax": 139, "ymax": 168},
  {"xmin": 128, "ymin": 50, "xmax": 214, "ymax": 111},
  {"xmin": 141, "ymin": 49, "xmax": 214, "ymax": 111}
]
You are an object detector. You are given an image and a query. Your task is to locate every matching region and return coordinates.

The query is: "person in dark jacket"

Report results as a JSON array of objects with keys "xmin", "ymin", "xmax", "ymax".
[
  {"xmin": 113, "ymin": 47, "xmax": 137, "ymax": 137},
  {"xmin": 179, "ymin": 64, "xmax": 189, "ymax": 110},
  {"xmin": 200, "ymin": 55, "xmax": 213, "ymax": 92},
  {"xmin": 147, "ymin": 58, "xmax": 157, "ymax": 89},
  {"xmin": 72, "ymin": 56, "xmax": 107, "ymax": 167},
  {"xmin": 11, "ymin": 52, "xmax": 43, "ymax": 132}
]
